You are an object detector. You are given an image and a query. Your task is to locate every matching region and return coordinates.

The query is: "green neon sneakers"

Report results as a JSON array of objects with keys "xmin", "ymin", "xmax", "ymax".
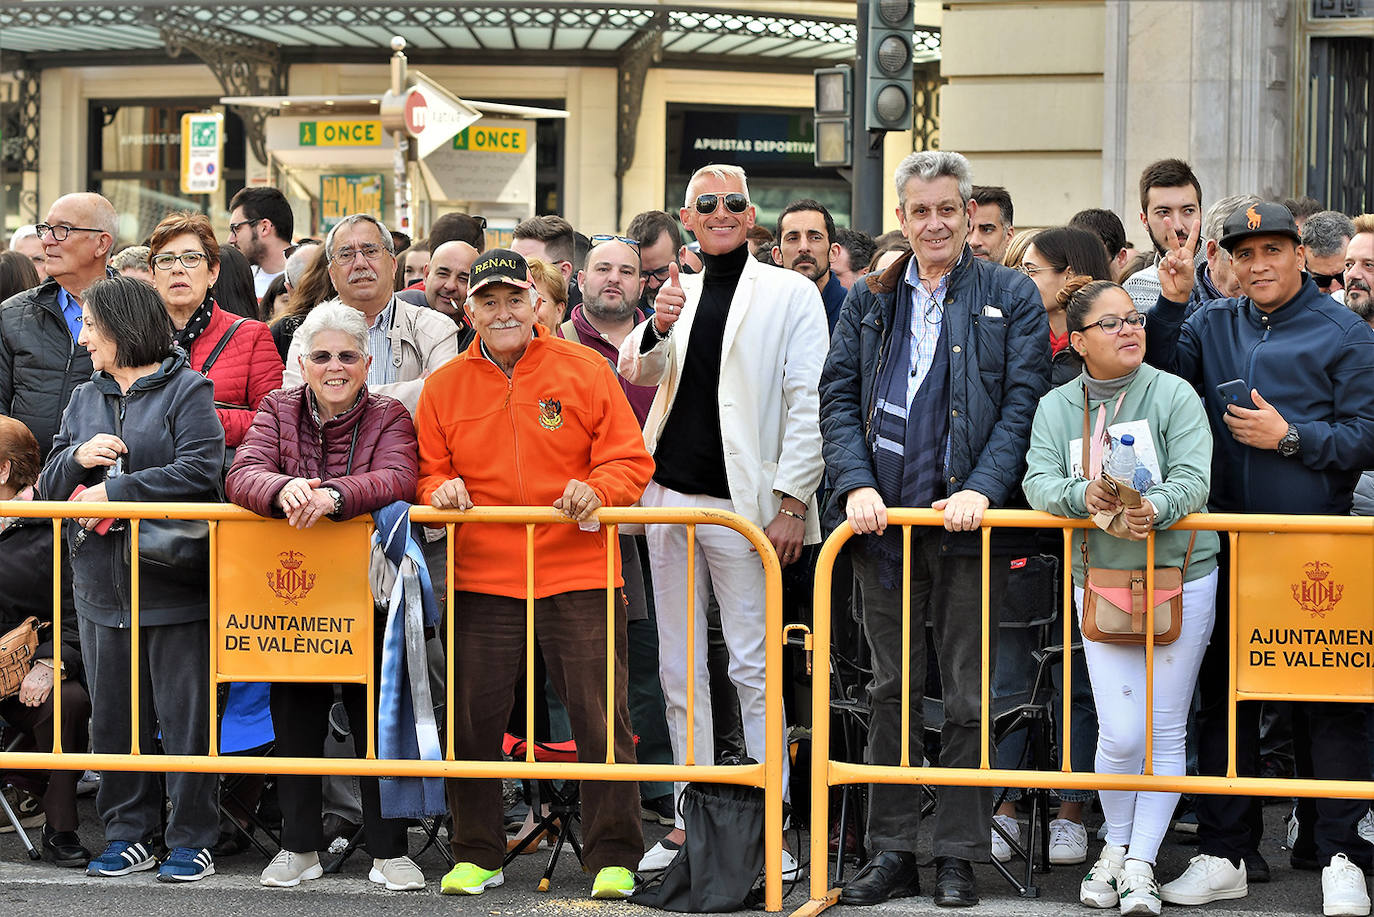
[
  {"xmin": 592, "ymin": 865, "xmax": 637, "ymax": 899},
  {"xmin": 441, "ymin": 861, "xmax": 504, "ymax": 895}
]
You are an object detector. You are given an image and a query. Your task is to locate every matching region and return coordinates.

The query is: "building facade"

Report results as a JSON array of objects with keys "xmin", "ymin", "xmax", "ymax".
[{"xmin": 2, "ymin": 1, "xmax": 1368, "ymax": 249}]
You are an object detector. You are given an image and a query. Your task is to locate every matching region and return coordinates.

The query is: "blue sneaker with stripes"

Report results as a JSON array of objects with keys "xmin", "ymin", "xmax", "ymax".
[
  {"xmin": 87, "ymin": 840, "xmax": 156, "ymax": 877},
  {"xmin": 157, "ymin": 846, "xmax": 215, "ymax": 882}
]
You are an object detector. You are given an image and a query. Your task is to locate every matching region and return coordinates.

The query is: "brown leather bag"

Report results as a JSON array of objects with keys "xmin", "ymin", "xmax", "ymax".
[
  {"xmin": 0, "ymin": 617, "xmax": 46, "ymax": 700},
  {"xmin": 1081, "ymin": 534, "xmax": 1196, "ymax": 645}
]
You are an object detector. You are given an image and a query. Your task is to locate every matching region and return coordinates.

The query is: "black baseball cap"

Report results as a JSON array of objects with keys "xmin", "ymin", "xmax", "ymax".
[
  {"xmin": 468, "ymin": 248, "xmax": 533, "ymax": 295},
  {"xmin": 1219, "ymin": 201, "xmax": 1302, "ymax": 252}
]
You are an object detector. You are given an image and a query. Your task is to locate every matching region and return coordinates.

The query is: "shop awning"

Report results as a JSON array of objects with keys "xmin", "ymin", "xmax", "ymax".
[{"xmin": 0, "ymin": 1, "xmax": 941, "ymax": 70}]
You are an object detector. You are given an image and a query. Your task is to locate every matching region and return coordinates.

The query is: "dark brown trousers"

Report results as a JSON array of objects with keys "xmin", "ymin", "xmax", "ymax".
[{"xmin": 445, "ymin": 589, "xmax": 643, "ymax": 872}]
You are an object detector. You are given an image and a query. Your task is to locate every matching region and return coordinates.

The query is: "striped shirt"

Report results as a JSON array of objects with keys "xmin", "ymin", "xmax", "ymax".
[
  {"xmin": 365, "ymin": 297, "xmax": 397, "ymax": 387},
  {"xmin": 904, "ymin": 257, "xmax": 947, "ymax": 408}
]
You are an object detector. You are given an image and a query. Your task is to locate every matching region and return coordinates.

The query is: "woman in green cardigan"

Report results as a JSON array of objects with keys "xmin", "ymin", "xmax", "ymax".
[{"xmin": 1023, "ymin": 277, "xmax": 1219, "ymax": 917}]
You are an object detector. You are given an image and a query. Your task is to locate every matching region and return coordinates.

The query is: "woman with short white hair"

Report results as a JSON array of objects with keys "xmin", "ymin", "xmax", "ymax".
[{"xmin": 226, "ymin": 299, "xmax": 422, "ymax": 891}]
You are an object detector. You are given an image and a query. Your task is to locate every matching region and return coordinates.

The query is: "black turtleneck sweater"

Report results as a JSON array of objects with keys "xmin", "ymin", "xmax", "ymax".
[{"xmin": 649, "ymin": 243, "xmax": 750, "ymax": 499}]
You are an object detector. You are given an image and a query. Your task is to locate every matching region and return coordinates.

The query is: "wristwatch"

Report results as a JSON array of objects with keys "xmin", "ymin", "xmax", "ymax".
[
  {"xmin": 1277, "ymin": 424, "xmax": 1301, "ymax": 457},
  {"xmin": 322, "ymin": 487, "xmax": 344, "ymax": 516}
]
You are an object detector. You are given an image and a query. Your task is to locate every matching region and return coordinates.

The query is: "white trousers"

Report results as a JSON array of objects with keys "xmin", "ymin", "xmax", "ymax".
[
  {"xmin": 1078, "ymin": 568, "xmax": 1218, "ymax": 864},
  {"xmin": 642, "ymin": 481, "xmax": 788, "ymax": 829}
]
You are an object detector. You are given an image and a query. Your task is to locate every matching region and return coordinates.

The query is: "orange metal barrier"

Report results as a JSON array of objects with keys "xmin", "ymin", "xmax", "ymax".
[
  {"xmin": 0, "ymin": 500, "xmax": 788, "ymax": 910},
  {"xmin": 797, "ymin": 509, "xmax": 1374, "ymax": 917}
]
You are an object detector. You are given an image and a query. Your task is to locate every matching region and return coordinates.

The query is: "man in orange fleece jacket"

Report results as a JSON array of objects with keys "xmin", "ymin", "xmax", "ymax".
[{"xmin": 414, "ymin": 248, "xmax": 654, "ymax": 900}]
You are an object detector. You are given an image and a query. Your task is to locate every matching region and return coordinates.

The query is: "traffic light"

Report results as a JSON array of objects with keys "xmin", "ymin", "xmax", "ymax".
[
  {"xmin": 813, "ymin": 64, "xmax": 852, "ymax": 167},
  {"xmin": 865, "ymin": 0, "xmax": 914, "ymax": 132}
]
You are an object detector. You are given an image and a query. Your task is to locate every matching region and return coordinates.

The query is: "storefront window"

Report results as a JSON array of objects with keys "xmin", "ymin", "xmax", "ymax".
[
  {"xmin": 88, "ymin": 101, "xmax": 245, "ymax": 245},
  {"xmin": 666, "ymin": 104, "xmax": 851, "ymax": 232}
]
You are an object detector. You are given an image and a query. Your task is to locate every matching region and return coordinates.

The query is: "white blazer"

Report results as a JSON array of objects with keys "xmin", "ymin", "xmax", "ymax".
[{"xmin": 618, "ymin": 255, "xmax": 830, "ymax": 543}]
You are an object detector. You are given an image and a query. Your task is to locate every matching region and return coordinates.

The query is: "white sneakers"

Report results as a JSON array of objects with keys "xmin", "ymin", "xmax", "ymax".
[
  {"xmin": 991, "ymin": 813, "xmax": 1019, "ymax": 863},
  {"xmin": 1161, "ymin": 854, "xmax": 1248, "ymax": 905},
  {"xmin": 989, "ymin": 815, "xmax": 1084, "ymax": 865},
  {"xmin": 1323, "ymin": 853, "xmax": 1372, "ymax": 917},
  {"xmin": 1118, "ymin": 859, "xmax": 1162, "ymax": 917},
  {"xmin": 369, "ymin": 856, "xmax": 425, "ymax": 891},
  {"xmin": 260, "ymin": 849, "xmax": 323, "ymax": 888},
  {"xmin": 1081, "ymin": 843, "xmax": 1127, "ymax": 908},
  {"xmin": 1051, "ymin": 818, "xmax": 1090, "ymax": 865},
  {"xmin": 639, "ymin": 839, "xmax": 681, "ymax": 872}
]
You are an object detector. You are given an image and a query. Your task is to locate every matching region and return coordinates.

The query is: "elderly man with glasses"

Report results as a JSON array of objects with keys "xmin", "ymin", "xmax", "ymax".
[
  {"xmin": 0, "ymin": 192, "xmax": 118, "ymax": 461},
  {"xmin": 282, "ymin": 213, "xmax": 459, "ymax": 415},
  {"xmin": 618, "ymin": 164, "xmax": 828, "ymax": 878}
]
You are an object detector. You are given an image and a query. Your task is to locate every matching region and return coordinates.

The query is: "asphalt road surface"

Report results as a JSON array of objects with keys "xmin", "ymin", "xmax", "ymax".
[{"xmin": 0, "ymin": 789, "xmax": 1352, "ymax": 917}]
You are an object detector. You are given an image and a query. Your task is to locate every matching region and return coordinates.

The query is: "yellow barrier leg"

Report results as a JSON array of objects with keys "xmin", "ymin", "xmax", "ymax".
[
  {"xmin": 130, "ymin": 519, "xmax": 141, "ymax": 756},
  {"xmin": 800, "ymin": 526, "xmax": 845, "ymax": 917},
  {"xmin": 51, "ymin": 518, "xmax": 63, "ymax": 754}
]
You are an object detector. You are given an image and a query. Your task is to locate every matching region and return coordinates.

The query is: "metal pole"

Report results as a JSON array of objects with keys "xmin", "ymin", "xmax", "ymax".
[
  {"xmin": 390, "ymin": 37, "xmax": 411, "ymax": 233},
  {"xmin": 851, "ymin": 0, "xmax": 887, "ymax": 236}
]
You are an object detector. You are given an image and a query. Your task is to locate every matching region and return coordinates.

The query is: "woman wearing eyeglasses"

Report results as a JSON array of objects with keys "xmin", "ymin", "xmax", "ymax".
[
  {"xmin": 1023, "ymin": 277, "xmax": 1218, "ymax": 917},
  {"xmin": 147, "ymin": 212, "xmax": 283, "ymax": 454},
  {"xmin": 226, "ymin": 300, "xmax": 422, "ymax": 891}
]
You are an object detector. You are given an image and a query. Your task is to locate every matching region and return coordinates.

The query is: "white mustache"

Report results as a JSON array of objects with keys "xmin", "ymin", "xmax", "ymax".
[
  {"xmin": 348, "ymin": 270, "xmax": 377, "ymax": 283},
  {"xmin": 489, "ymin": 320, "xmax": 521, "ymax": 330}
]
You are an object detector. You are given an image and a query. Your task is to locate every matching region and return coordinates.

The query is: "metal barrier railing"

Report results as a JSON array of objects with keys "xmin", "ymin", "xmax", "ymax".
[
  {"xmin": 798, "ymin": 509, "xmax": 1374, "ymax": 917},
  {"xmin": 0, "ymin": 500, "xmax": 788, "ymax": 911}
]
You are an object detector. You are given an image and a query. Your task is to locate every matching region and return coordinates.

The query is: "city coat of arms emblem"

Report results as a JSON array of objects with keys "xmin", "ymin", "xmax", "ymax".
[
  {"xmin": 1291, "ymin": 560, "xmax": 1343, "ymax": 618},
  {"xmin": 267, "ymin": 550, "xmax": 316, "ymax": 606}
]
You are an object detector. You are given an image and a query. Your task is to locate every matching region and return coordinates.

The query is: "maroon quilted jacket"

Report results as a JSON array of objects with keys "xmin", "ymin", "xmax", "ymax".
[
  {"xmin": 225, "ymin": 385, "xmax": 419, "ymax": 520},
  {"xmin": 187, "ymin": 302, "xmax": 284, "ymax": 448}
]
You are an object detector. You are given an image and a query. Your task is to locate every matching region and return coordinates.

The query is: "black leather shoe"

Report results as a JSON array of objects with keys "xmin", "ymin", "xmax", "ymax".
[
  {"xmin": 933, "ymin": 856, "xmax": 977, "ymax": 907},
  {"xmin": 1244, "ymin": 850, "xmax": 1271, "ymax": 883},
  {"xmin": 41, "ymin": 825, "xmax": 90, "ymax": 868},
  {"xmin": 839, "ymin": 850, "xmax": 920, "ymax": 906}
]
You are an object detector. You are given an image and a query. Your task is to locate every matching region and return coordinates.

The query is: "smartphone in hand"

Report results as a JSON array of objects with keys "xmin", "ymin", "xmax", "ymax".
[{"xmin": 1216, "ymin": 379, "xmax": 1253, "ymax": 410}]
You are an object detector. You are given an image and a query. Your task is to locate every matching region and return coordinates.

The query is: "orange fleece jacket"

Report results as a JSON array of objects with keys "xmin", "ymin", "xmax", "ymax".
[{"xmin": 415, "ymin": 330, "xmax": 655, "ymax": 599}]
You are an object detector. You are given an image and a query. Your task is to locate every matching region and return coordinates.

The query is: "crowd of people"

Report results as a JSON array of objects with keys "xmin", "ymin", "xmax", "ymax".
[{"xmin": 0, "ymin": 151, "xmax": 1371, "ymax": 915}]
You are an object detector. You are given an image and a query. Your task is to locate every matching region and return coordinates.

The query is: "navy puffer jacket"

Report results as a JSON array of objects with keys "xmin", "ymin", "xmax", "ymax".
[
  {"xmin": 820, "ymin": 247, "xmax": 1051, "ymax": 544},
  {"xmin": 225, "ymin": 385, "xmax": 418, "ymax": 520}
]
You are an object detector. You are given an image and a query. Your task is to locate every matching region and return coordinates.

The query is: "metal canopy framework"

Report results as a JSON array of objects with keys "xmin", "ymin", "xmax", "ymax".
[{"xmin": 0, "ymin": 2, "xmax": 941, "ymax": 71}]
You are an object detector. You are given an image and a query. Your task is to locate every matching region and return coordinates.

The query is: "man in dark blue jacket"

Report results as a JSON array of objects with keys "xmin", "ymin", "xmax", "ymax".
[
  {"xmin": 820, "ymin": 151, "xmax": 1050, "ymax": 907},
  {"xmin": 1147, "ymin": 202, "xmax": 1374, "ymax": 916}
]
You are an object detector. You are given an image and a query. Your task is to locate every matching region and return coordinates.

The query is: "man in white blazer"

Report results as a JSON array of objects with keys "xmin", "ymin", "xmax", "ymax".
[{"xmin": 618, "ymin": 164, "xmax": 828, "ymax": 873}]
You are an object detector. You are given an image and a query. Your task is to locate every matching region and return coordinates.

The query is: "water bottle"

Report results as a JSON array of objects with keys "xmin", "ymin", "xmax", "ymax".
[{"xmin": 1105, "ymin": 434, "xmax": 1136, "ymax": 483}]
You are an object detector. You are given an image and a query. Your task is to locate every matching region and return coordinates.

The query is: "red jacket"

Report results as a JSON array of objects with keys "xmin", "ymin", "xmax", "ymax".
[
  {"xmin": 226, "ymin": 385, "xmax": 419, "ymax": 520},
  {"xmin": 416, "ymin": 329, "xmax": 654, "ymax": 599},
  {"xmin": 187, "ymin": 303, "xmax": 284, "ymax": 448}
]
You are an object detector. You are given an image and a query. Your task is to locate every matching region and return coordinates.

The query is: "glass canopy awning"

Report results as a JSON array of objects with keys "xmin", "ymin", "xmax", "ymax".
[{"xmin": 0, "ymin": 1, "xmax": 940, "ymax": 69}]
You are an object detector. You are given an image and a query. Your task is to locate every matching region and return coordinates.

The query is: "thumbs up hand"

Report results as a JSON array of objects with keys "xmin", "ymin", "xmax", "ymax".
[{"xmin": 653, "ymin": 262, "xmax": 685, "ymax": 335}]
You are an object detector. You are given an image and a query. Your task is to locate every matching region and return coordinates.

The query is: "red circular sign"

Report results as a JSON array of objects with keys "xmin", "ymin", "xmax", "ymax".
[{"xmin": 404, "ymin": 89, "xmax": 428, "ymax": 135}]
